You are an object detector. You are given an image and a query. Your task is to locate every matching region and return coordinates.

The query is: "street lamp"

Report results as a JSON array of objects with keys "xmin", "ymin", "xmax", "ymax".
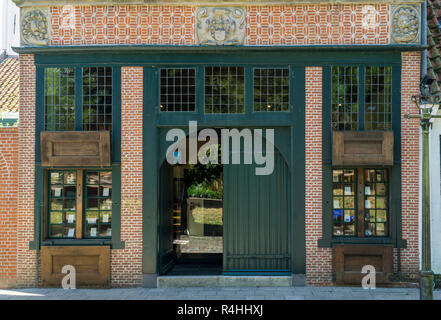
[{"xmin": 404, "ymin": 75, "xmax": 440, "ymax": 300}]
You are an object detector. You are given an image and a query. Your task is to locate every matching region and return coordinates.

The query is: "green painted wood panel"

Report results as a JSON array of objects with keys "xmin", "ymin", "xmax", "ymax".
[
  {"xmin": 158, "ymin": 162, "xmax": 175, "ymax": 274},
  {"xmin": 223, "ymin": 148, "xmax": 291, "ymax": 273}
]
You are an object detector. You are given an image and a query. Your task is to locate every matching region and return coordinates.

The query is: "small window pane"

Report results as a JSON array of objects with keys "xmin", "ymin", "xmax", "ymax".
[
  {"xmin": 332, "ymin": 169, "xmax": 356, "ymax": 236},
  {"xmin": 254, "ymin": 68, "xmax": 290, "ymax": 112},
  {"xmin": 331, "ymin": 66, "xmax": 359, "ymax": 131},
  {"xmin": 364, "ymin": 169, "xmax": 389, "ymax": 237},
  {"xmin": 83, "ymin": 67, "xmax": 112, "ymax": 131},
  {"xmin": 48, "ymin": 170, "xmax": 76, "ymax": 239},
  {"xmin": 45, "ymin": 68, "xmax": 75, "ymax": 131},
  {"xmin": 160, "ymin": 68, "xmax": 196, "ymax": 112},
  {"xmin": 365, "ymin": 66, "xmax": 392, "ymax": 131},
  {"xmin": 84, "ymin": 171, "xmax": 112, "ymax": 238},
  {"xmin": 205, "ymin": 66, "xmax": 245, "ymax": 114}
]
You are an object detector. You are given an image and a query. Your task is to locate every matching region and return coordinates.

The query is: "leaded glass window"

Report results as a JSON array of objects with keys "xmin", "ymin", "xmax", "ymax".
[
  {"xmin": 365, "ymin": 66, "xmax": 392, "ymax": 131},
  {"xmin": 44, "ymin": 68, "xmax": 75, "ymax": 131},
  {"xmin": 48, "ymin": 170, "xmax": 77, "ymax": 238},
  {"xmin": 160, "ymin": 68, "xmax": 196, "ymax": 112},
  {"xmin": 84, "ymin": 171, "xmax": 112, "ymax": 238},
  {"xmin": 253, "ymin": 68, "xmax": 290, "ymax": 112},
  {"xmin": 332, "ymin": 169, "xmax": 356, "ymax": 236},
  {"xmin": 364, "ymin": 169, "xmax": 388, "ymax": 237},
  {"xmin": 332, "ymin": 168, "xmax": 389, "ymax": 238},
  {"xmin": 205, "ymin": 66, "xmax": 245, "ymax": 114},
  {"xmin": 331, "ymin": 66, "xmax": 359, "ymax": 131},
  {"xmin": 83, "ymin": 67, "xmax": 113, "ymax": 131}
]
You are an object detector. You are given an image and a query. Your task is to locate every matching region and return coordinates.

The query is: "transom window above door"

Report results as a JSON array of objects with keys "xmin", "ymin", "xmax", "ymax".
[
  {"xmin": 204, "ymin": 66, "xmax": 245, "ymax": 114},
  {"xmin": 253, "ymin": 68, "xmax": 290, "ymax": 112},
  {"xmin": 158, "ymin": 66, "xmax": 292, "ymax": 114},
  {"xmin": 160, "ymin": 68, "xmax": 196, "ymax": 112}
]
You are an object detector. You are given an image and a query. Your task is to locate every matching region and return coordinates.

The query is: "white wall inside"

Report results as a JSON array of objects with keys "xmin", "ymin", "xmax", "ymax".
[
  {"xmin": 0, "ymin": 0, "xmax": 19, "ymax": 56},
  {"xmin": 429, "ymin": 118, "xmax": 441, "ymax": 274}
]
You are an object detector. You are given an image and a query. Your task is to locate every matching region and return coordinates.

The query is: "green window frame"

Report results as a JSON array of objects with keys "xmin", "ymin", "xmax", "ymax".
[
  {"xmin": 44, "ymin": 68, "xmax": 75, "ymax": 131},
  {"xmin": 84, "ymin": 170, "xmax": 113, "ymax": 239},
  {"xmin": 44, "ymin": 66, "xmax": 113, "ymax": 132},
  {"xmin": 331, "ymin": 168, "xmax": 389, "ymax": 238},
  {"xmin": 364, "ymin": 168, "xmax": 389, "ymax": 237},
  {"xmin": 159, "ymin": 68, "xmax": 196, "ymax": 112},
  {"xmin": 204, "ymin": 66, "xmax": 245, "ymax": 114},
  {"xmin": 331, "ymin": 65, "xmax": 392, "ymax": 131},
  {"xmin": 83, "ymin": 67, "xmax": 113, "ymax": 131},
  {"xmin": 48, "ymin": 170, "xmax": 77, "ymax": 239},
  {"xmin": 365, "ymin": 66, "xmax": 392, "ymax": 131},
  {"xmin": 253, "ymin": 67, "xmax": 290, "ymax": 112},
  {"xmin": 332, "ymin": 169, "xmax": 357, "ymax": 236},
  {"xmin": 47, "ymin": 169, "xmax": 113, "ymax": 240},
  {"xmin": 331, "ymin": 66, "xmax": 359, "ymax": 131}
]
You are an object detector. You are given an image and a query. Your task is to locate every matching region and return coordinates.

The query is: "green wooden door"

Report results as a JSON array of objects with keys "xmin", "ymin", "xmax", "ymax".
[
  {"xmin": 223, "ymin": 148, "xmax": 291, "ymax": 274},
  {"xmin": 158, "ymin": 162, "xmax": 175, "ymax": 274}
]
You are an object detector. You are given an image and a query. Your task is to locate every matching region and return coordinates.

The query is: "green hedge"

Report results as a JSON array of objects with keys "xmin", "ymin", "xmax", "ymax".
[{"xmin": 187, "ymin": 183, "xmax": 222, "ymax": 199}]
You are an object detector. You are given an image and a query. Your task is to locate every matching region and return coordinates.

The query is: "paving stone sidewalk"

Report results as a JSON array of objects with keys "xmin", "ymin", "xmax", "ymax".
[{"xmin": 0, "ymin": 287, "xmax": 440, "ymax": 300}]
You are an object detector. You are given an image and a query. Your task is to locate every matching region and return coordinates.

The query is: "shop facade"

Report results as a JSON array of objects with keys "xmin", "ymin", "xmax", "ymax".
[{"xmin": 0, "ymin": 0, "xmax": 424, "ymax": 287}]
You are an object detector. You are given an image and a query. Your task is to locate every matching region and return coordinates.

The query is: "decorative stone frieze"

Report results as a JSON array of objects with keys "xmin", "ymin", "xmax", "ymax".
[
  {"xmin": 21, "ymin": 8, "xmax": 51, "ymax": 46},
  {"xmin": 196, "ymin": 7, "xmax": 246, "ymax": 45},
  {"xmin": 390, "ymin": 5, "xmax": 420, "ymax": 44}
]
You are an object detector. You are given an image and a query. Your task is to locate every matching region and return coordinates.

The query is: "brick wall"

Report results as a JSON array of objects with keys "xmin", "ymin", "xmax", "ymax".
[
  {"xmin": 17, "ymin": 54, "xmax": 37, "ymax": 287},
  {"xmin": 110, "ymin": 67, "xmax": 144, "ymax": 287},
  {"xmin": 49, "ymin": 4, "xmax": 390, "ymax": 46},
  {"xmin": 0, "ymin": 127, "xmax": 18, "ymax": 288},
  {"xmin": 399, "ymin": 51, "xmax": 421, "ymax": 279},
  {"xmin": 305, "ymin": 67, "xmax": 333, "ymax": 285},
  {"xmin": 246, "ymin": 4, "xmax": 389, "ymax": 45}
]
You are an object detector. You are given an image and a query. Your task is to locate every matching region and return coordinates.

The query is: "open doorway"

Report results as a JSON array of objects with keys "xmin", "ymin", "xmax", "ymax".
[{"xmin": 160, "ymin": 142, "xmax": 223, "ymax": 276}]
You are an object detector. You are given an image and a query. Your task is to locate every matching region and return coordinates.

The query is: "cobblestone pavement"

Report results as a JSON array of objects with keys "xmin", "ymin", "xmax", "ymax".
[{"xmin": 0, "ymin": 287, "xmax": 440, "ymax": 300}]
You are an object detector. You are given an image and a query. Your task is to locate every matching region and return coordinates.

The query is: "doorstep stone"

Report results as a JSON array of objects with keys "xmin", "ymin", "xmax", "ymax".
[{"xmin": 157, "ymin": 276, "xmax": 292, "ymax": 288}]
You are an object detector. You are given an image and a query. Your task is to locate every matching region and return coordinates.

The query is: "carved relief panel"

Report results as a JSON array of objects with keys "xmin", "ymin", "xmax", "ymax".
[
  {"xmin": 21, "ymin": 8, "xmax": 51, "ymax": 46},
  {"xmin": 196, "ymin": 7, "xmax": 246, "ymax": 45},
  {"xmin": 390, "ymin": 5, "xmax": 420, "ymax": 44}
]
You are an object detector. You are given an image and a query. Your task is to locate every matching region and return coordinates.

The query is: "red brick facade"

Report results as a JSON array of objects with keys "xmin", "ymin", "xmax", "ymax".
[
  {"xmin": 17, "ymin": 54, "xmax": 37, "ymax": 287},
  {"xmin": 304, "ymin": 67, "xmax": 333, "ymax": 285},
  {"xmin": 399, "ymin": 51, "xmax": 421, "ymax": 279},
  {"xmin": 49, "ymin": 4, "xmax": 389, "ymax": 46},
  {"xmin": 111, "ymin": 67, "xmax": 144, "ymax": 287},
  {"xmin": 0, "ymin": 128, "xmax": 18, "ymax": 288},
  {"xmin": 1, "ymin": 3, "xmax": 422, "ymax": 288}
]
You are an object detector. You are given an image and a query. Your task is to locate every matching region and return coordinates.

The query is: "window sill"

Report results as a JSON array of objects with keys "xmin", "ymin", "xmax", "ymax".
[
  {"xmin": 317, "ymin": 237, "xmax": 407, "ymax": 248},
  {"xmin": 30, "ymin": 239, "xmax": 125, "ymax": 249}
]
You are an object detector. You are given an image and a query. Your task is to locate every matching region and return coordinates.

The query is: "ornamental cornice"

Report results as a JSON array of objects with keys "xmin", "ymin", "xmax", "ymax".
[{"xmin": 12, "ymin": 0, "xmax": 424, "ymax": 8}]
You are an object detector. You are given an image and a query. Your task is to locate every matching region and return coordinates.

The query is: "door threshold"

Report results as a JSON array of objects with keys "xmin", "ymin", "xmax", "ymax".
[{"xmin": 157, "ymin": 275, "xmax": 292, "ymax": 288}]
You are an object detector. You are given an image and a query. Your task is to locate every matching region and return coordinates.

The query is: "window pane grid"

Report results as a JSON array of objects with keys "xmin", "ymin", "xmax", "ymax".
[
  {"xmin": 253, "ymin": 68, "xmax": 290, "ymax": 112},
  {"xmin": 48, "ymin": 170, "xmax": 77, "ymax": 239},
  {"xmin": 84, "ymin": 171, "xmax": 112, "ymax": 238},
  {"xmin": 44, "ymin": 68, "xmax": 75, "ymax": 131},
  {"xmin": 82, "ymin": 67, "xmax": 113, "ymax": 131},
  {"xmin": 160, "ymin": 68, "xmax": 196, "ymax": 112},
  {"xmin": 365, "ymin": 66, "xmax": 392, "ymax": 131},
  {"xmin": 331, "ymin": 66, "xmax": 359, "ymax": 131},
  {"xmin": 205, "ymin": 66, "xmax": 245, "ymax": 114},
  {"xmin": 332, "ymin": 169, "xmax": 356, "ymax": 236},
  {"xmin": 364, "ymin": 169, "xmax": 388, "ymax": 237}
]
